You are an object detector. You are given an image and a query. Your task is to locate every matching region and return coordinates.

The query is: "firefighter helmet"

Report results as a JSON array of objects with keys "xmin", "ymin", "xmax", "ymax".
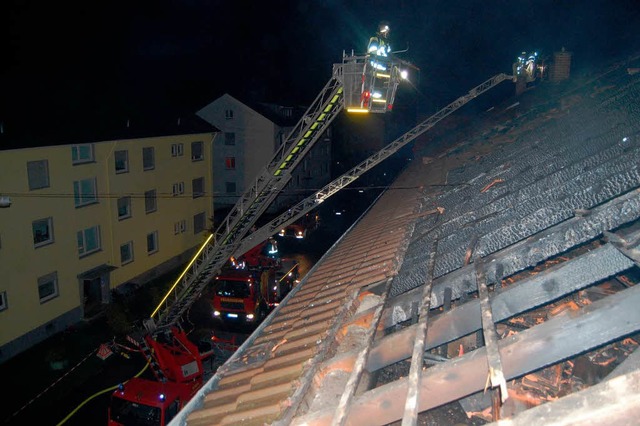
[{"xmin": 377, "ymin": 22, "xmax": 390, "ymax": 38}]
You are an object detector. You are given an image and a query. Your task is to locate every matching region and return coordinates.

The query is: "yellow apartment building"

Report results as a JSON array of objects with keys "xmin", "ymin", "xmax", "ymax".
[{"xmin": 0, "ymin": 128, "xmax": 217, "ymax": 363}]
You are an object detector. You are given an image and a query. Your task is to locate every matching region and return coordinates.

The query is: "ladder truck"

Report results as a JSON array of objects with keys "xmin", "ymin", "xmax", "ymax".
[
  {"xmin": 109, "ymin": 45, "xmax": 515, "ymax": 425},
  {"xmin": 107, "ymin": 51, "xmax": 410, "ymax": 426}
]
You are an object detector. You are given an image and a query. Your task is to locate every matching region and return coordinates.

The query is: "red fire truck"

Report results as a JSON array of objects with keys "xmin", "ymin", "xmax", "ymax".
[
  {"xmin": 107, "ymin": 327, "xmax": 214, "ymax": 426},
  {"xmin": 211, "ymin": 257, "xmax": 299, "ymax": 324},
  {"xmin": 211, "ymin": 267, "xmax": 276, "ymax": 324}
]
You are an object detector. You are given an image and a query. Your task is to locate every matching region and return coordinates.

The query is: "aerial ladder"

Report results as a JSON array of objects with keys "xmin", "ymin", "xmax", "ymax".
[
  {"xmin": 143, "ymin": 52, "xmax": 409, "ymax": 337},
  {"xmin": 234, "ymin": 73, "xmax": 515, "ymax": 256}
]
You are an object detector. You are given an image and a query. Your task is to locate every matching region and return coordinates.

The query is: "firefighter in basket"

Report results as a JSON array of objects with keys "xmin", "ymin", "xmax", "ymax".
[{"xmin": 367, "ymin": 22, "xmax": 392, "ymax": 71}]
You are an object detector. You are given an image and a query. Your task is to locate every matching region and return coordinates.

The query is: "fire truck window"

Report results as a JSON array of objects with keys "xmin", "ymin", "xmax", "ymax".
[
  {"xmin": 110, "ymin": 398, "xmax": 161, "ymax": 425},
  {"xmin": 215, "ymin": 280, "xmax": 251, "ymax": 298}
]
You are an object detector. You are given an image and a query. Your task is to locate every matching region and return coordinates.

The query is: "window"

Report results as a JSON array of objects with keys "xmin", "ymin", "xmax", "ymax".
[
  {"xmin": 224, "ymin": 132, "xmax": 235, "ymax": 146},
  {"xmin": 191, "ymin": 141, "xmax": 203, "ymax": 161},
  {"xmin": 171, "ymin": 143, "xmax": 184, "ymax": 157},
  {"xmin": 120, "ymin": 241, "xmax": 134, "ymax": 265},
  {"xmin": 144, "ymin": 189, "xmax": 157, "ymax": 213},
  {"xmin": 32, "ymin": 217, "xmax": 54, "ymax": 247},
  {"xmin": 225, "ymin": 182, "xmax": 236, "ymax": 194},
  {"xmin": 0, "ymin": 291, "xmax": 6, "ymax": 312},
  {"xmin": 194, "ymin": 212, "xmax": 206, "ymax": 234},
  {"xmin": 143, "ymin": 147, "xmax": 155, "ymax": 170},
  {"xmin": 117, "ymin": 196, "xmax": 131, "ymax": 220},
  {"xmin": 192, "ymin": 177, "xmax": 204, "ymax": 199},
  {"xmin": 174, "ymin": 220, "xmax": 187, "ymax": 235},
  {"xmin": 77, "ymin": 225, "xmax": 101, "ymax": 257},
  {"xmin": 147, "ymin": 231, "xmax": 158, "ymax": 254},
  {"xmin": 172, "ymin": 182, "xmax": 185, "ymax": 196},
  {"xmin": 225, "ymin": 109, "xmax": 234, "ymax": 120},
  {"xmin": 73, "ymin": 178, "xmax": 98, "ymax": 207},
  {"xmin": 114, "ymin": 150, "xmax": 129, "ymax": 173},
  {"xmin": 225, "ymin": 157, "xmax": 236, "ymax": 170},
  {"xmin": 38, "ymin": 271, "xmax": 59, "ymax": 304},
  {"xmin": 71, "ymin": 144, "xmax": 94, "ymax": 164},
  {"xmin": 27, "ymin": 160, "xmax": 50, "ymax": 190}
]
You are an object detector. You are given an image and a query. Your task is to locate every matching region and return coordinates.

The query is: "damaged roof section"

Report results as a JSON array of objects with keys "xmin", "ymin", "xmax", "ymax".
[{"xmin": 179, "ymin": 58, "xmax": 640, "ymax": 425}]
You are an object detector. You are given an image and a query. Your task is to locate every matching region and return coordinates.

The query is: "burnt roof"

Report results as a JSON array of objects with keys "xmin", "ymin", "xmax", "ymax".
[{"xmin": 176, "ymin": 54, "xmax": 640, "ymax": 425}]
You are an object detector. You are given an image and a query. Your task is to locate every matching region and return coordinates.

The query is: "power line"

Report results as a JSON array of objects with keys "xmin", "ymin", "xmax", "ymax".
[{"xmin": 2, "ymin": 184, "xmax": 463, "ymax": 201}]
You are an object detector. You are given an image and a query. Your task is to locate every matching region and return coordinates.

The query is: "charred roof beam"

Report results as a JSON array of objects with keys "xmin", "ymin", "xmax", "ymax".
[
  {"xmin": 385, "ymin": 189, "xmax": 640, "ymax": 327},
  {"xmin": 293, "ymin": 281, "xmax": 640, "ymax": 425},
  {"xmin": 368, "ymin": 224, "xmax": 640, "ymax": 372}
]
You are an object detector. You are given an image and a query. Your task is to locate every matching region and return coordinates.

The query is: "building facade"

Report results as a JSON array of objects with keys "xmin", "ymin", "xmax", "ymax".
[
  {"xmin": 197, "ymin": 94, "xmax": 332, "ymax": 215},
  {"xmin": 0, "ymin": 132, "xmax": 216, "ymax": 363}
]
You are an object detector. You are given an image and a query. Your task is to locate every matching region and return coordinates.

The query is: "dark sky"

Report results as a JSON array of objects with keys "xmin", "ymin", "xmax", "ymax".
[{"xmin": 2, "ymin": 0, "xmax": 639, "ymax": 125}]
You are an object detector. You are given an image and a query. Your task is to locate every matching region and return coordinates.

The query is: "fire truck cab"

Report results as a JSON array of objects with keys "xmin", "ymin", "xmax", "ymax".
[
  {"xmin": 108, "ymin": 327, "xmax": 213, "ymax": 426},
  {"xmin": 211, "ymin": 258, "xmax": 298, "ymax": 324},
  {"xmin": 211, "ymin": 268, "xmax": 275, "ymax": 323},
  {"xmin": 108, "ymin": 378, "xmax": 195, "ymax": 426}
]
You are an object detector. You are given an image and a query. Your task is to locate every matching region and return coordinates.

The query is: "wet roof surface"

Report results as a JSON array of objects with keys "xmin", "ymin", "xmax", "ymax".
[{"xmin": 178, "ymin": 55, "xmax": 640, "ymax": 425}]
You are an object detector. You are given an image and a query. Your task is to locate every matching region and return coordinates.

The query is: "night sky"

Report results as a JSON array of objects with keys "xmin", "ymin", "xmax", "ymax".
[{"xmin": 2, "ymin": 0, "xmax": 640, "ymax": 132}]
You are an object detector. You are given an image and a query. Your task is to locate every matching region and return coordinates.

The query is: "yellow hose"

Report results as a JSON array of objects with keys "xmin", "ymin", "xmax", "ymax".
[{"xmin": 55, "ymin": 362, "xmax": 150, "ymax": 425}]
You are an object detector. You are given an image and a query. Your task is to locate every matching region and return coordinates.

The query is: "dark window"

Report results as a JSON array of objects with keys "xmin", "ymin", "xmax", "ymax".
[
  {"xmin": 38, "ymin": 272, "xmax": 58, "ymax": 303},
  {"xmin": 120, "ymin": 241, "xmax": 134, "ymax": 265},
  {"xmin": 171, "ymin": 143, "xmax": 184, "ymax": 157},
  {"xmin": 144, "ymin": 190, "xmax": 157, "ymax": 213},
  {"xmin": 225, "ymin": 182, "xmax": 236, "ymax": 194},
  {"xmin": 174, "ymin": 220, "xmax": 186, "ymax": 235},
  {"xmin": 215, "ymin": 280, "xmax": 250, "ymax": 298},
  {"xmin": 225, "ymin": 109, "xmax": 234, "ymax": 120},
  {"xmin": 194, "ymin": 212, "xmax": 205, "ymax": 234},
  {"xmin": 143, "ymin": 147, "xmax": 155, "ymax": 170},
  {"xmin": 147, "ymin": 231, "xmax": 158, "ymax": 254},
  {"xmin": 0, "ymin": 291, "xmax": 7, "ymax": 311},
  {"xmin": 114, "ymin": 150, "xmax": 129, "ymax": 173},
  {"xmin": 77, "ymin": 226, "xmax": 101, "ymax": 257},
  {"xmin": 172, "ymin": 182, "xmax": 185, "ymax": 196},
  {"xmin": 27, "ymin": 160, "xmax": 50, "ymax": 190},
  {"xmin": 71, "ymin": 144, "xmax": 94, "ymax": 164},
  {"xmin": 191, "ymin": 141, "xmax": 204, "ymax": 161},
  {"xmin": 73, "ymin": 178, "xmax": 98, "ymax": 207},
  {"xmin": 192, "ymin": 177, "xmax": 204, "ymax": 198},
  {"xmin": 117, "ymin": 197, "xmax": 131, "ymax": 220},
  {"xmin": 33, "ymin": 217, "xmax": 54, "ymax": 247},
  {"xmin": 110, "ymin": 396, "xmax": 161, "ymax": 425}
]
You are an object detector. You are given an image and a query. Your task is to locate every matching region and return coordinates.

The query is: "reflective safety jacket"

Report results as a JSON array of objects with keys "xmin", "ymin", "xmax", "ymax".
[{"xmin": 367, "ymin": 36, "xmax": 390, "ymax": 57}]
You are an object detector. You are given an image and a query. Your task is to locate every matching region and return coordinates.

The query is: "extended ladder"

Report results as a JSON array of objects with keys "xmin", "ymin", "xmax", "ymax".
[
  {"xmin": 234, "ymin": 73, "xmax": 515, "ymax": 256},
  {"xmin": 145, "ymin": 54, "xmax": 412, "ymax": 334},
  {"xmin": 146, "ymin": 77, "xmax": 342, "ymax": 333}
]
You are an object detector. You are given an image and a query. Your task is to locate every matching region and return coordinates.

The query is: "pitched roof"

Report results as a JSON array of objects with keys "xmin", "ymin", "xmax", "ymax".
[{"xmin": 199, "ymin": 93, "xmax": 307, "ymax": 128}]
